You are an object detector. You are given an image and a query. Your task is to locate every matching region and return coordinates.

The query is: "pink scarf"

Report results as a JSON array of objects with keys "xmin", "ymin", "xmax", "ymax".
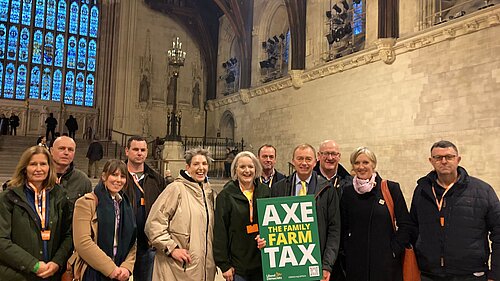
[{"xmin": 353, "ymin": 173, "xmax": 377, "ymax": 194}]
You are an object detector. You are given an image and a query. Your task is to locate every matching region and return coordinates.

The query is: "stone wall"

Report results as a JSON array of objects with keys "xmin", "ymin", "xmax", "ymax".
[{"xmin": 207, "ymin": 7, "xmax": 500, "ymax": 201}]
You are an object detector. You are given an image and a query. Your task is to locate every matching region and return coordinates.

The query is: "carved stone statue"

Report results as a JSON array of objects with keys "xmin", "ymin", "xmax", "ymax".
[
  {"xmin": 191, "ymin": 81, "xmax": 201, "ymax": 109},
  {"xmin": 139, "ymin": 74, "xmax": 150, "ymax": 103}
]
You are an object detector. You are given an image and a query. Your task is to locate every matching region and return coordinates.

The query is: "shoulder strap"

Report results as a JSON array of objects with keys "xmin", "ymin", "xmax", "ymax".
[{"xmin": 380, "ymin": 180, "xmax": 396, "ymax": 231}]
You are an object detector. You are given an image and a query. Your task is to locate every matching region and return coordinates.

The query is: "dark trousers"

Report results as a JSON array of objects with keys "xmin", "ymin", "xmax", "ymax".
[
  {"xmin": 133, "ymin": 247, "xmax": 155, "ymax": 281},
  {"xmin": 69, "ymin": 130, "xmax": 76, "ymax": 139},
  {"xmin": 10, "ymin": 127, "xmax": 17, "ymax": 135},
  {"xmin": 234, "ymin": 273, "xmax": 263, "ymax": 281},
  {"xmin": 421, "ymin": 272, "xmax": 487, "ymax": 281},
  {"xmin": 46, "ymin": 127, "xmax": 56, "ymax": 140}
]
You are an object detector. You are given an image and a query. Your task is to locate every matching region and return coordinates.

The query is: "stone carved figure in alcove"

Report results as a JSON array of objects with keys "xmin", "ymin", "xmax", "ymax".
[
  {"xmin": 192, "ymin": 81, "xmax": 201, "ymax": 109},
  {"xmin": 139, "ymin": 74, "xmax": 150, "ymax": 103}
]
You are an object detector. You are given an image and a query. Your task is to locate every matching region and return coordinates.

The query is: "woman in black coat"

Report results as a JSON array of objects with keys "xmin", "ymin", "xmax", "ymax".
[{"xmin": 340, "ymin": 147, "xmax": 413, "ymax": 281}]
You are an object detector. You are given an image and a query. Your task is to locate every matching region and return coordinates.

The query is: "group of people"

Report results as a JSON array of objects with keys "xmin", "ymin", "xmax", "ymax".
[
  {"xmin": 0, "ymin": 113, "xmax": 20, "ymax": 135},
  {"xmin": 44, "ymin": 113, "xmax": 79, "ymax": 141},
  {"xmin": 0, "ymin": 136, "xmax": 498, "ymax": 281}
]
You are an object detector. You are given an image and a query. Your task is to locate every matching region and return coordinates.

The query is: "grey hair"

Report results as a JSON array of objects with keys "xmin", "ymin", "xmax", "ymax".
[
  {"xmin": 184, "ymin": 147, "xmax": 213, "ymax": 165},
  {"xmin": 231, "ymin": 151, "xmax": 262, "ymax": 181},
  {"xmin": 350, "ymin": 146, "xmax": 377, "ymax": 170}
]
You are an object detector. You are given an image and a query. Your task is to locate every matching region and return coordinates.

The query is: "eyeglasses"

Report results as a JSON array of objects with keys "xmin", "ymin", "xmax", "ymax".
[
  {"xmin": 319, "ymin": 151, "xmax": 340, "ymax": 158},
  {"xmin": 431, "ymin": 155, "xmax": 457, "ymax": 161}
]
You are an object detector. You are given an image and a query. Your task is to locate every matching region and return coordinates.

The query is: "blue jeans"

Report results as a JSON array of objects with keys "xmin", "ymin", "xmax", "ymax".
[
  {"xmin": 133, "ymin": 247, "xmax": 155, "ymax": 281},
  {"xmin": 234, "ymin": 273, "xmax": 263, "ymax": 281}
]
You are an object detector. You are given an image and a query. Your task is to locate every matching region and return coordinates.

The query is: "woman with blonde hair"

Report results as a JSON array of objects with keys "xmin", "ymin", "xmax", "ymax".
[
  {"xmin": 340, "ymin": 147, "xmax": 414, "ymax": 281},
  {"xmin": 214, "ymin": 151, "xmax": 270, "ymax": 281},
  {"xmin": 72, "ymin": 159, "xmax": 137, "ymax": 281},
  {"xmin": 0, "ymin": 146, "xmax": 73, "ymax": 280}
]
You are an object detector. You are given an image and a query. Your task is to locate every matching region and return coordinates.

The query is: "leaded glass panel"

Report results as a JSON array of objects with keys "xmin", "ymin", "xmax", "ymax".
[
  {"xmin": 4, "ymin": 63, "xmax": 15, "ymax": 98},
  {"xmin": 79, "ymin": 4, "xmax": 87, "ymax": 36},
  {"xmin": 43, "ymin": 31, "xmax": 54, "ymax": 65},
  {"xmin": 87, "ymin": 39, "xmax": 95, "ymax": 71},
  {"xmin": 41, "ymin": 67, "xmax": 51, "ymax": 100},
  {"xmin": 29, "ymin": 66, "xmax": 40, "ymax": 98},
  {"xmin": 34, "ymin": 0, "xmax": 45, "ymax": 28},
  {"xmin": 9, "ymin": 0, "xmax": 20, "ymax": 24},
  {"xmin": 64, "ymin": 70, "xmax": 74, "ymax": 104},
  {"xmin": 45, "ymin": 0, "xmax": 55, "ymax": 30},
  {"xmin": 0, "ymin": 0, "xmax": 8, "ymax": 22},
  {"xmin": 66, "ymin": 35, "xmax": 75, "ymax": 68},
  {"xmin": 0, "ymin": 64, "xmax": 3, "ymax": 94},
  {"xmin": 0, "ymin": 24, "xmax": 6, "ymax": 59},
  {"xmin": 15, "ymin": 64, "xmax": 26, "ymax": 99},
  {"xmin": 69, "ymin": 1, "xmax": 78, "ymax": 34},
  {"xmin": 21, "ymin": 0, "xmax": 32, "ymax": 26},
  {"xmin": 85, "ymin": 73, "xmax": 93, "ymax": 106},
  {"xmin": 52, "ymin": 68, "xmax": 62, "ymax": 101},
  {"xmin": 7, "ymin": 25, "xmax": 18, "ymax": 60},
  {"xmin": 32, "ymin": 29, "xmax": 42, "ymax": 63},
  {"xmin": 19, "ymin": 27, "xmax": 29, "ymax": 62},
  {"xmin": 56, "ymin": 0, "xmax": 65, "ymax": 31},
  {"xmin": 89, "ymin": 5, "xmax": 97, "ymax": 38},
  {"xmin": 76, "ymin": 37, "xmax": 85, "ymax": 70},
  {"xmin": 54, "ymin": 33, "xmax": 64, "ymax": 66},
  {"xmin": 74, "ymin": 72, "xmax": 84, "ymax": 105}
]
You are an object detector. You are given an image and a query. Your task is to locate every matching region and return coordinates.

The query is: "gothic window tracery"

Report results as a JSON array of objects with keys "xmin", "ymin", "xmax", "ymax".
[{"xmin": 0, "ymin": 0, "xmax": 99, "ymax": 106}]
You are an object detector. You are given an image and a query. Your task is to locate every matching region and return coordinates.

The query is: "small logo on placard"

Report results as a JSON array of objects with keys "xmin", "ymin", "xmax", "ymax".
[{"xmin": 309, "ymin": 265, "xmax": 320, "ymax": 277}]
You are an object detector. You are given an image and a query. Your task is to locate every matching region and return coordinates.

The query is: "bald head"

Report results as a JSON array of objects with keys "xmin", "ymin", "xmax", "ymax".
[
  {"xmin": 50, "ymin": 136, "xmax": 76, "ymax": 173},
  {"xmin": 317, "ymin": 140, "xmax": 341, "ymax": 179}
]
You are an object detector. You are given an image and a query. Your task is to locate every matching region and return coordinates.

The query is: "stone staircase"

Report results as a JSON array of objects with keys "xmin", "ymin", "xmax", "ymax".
[{"xmin": 0, "ymin": 135, "xmax": 229, "ymax": 193}]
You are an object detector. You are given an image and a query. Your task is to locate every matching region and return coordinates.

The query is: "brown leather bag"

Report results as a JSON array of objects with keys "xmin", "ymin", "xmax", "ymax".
[{"xmin": 380, "ymin": 180, "xmax": 421, "ymax": 281}]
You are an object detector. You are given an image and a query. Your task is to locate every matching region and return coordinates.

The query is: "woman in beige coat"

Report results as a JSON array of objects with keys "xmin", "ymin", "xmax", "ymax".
[
  {"xmin": 72, "ymin": 160, "xmax": 137, "ymax": 281},
  {"xmin": 145, "ymin": 147, "xmax": 216, "ymax": 281}
]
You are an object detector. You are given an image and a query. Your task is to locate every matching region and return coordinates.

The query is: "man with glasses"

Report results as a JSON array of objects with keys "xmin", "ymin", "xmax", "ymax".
[
  {"xmin": 314, "ymin": 140, "xmax": 352, "ymax": 197},
  {"xmin": 410, "ymin": 140, "xmax": 500, "ymax": 281},
  {"xmin": 258, "ymin": 144, "xmax": 286, "ymax": 189},
  {"xmin": 271, "ymin": 144, "xmax": 340, "ymax": 281}
]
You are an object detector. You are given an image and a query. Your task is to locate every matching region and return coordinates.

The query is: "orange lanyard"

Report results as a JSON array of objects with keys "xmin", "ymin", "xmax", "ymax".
[
  {"xmin": 240, "ymin": 185, "xmax": 255, "ymax": 223},
  {"xmin": 432, "ymin": 181, "xmax": 455, "ymax": 226},
  {"xmin": 29, "ymin": 183, "xmax": 47, "ymax": 230},
  {"xmin": 130, "ymin": 172, "xmax": 145, "ymax": 194}
]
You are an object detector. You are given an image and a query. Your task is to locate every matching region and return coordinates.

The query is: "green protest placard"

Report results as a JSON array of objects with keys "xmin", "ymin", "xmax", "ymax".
[{"xmin": 257, "ymin": 195, "xmax": 322, "ymax": 281}]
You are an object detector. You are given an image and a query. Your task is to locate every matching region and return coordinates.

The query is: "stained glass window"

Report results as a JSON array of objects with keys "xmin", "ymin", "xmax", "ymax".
[
  {"xmin": 66, "ymin": 35, "xmax": 76, "ymax": 68},
  {"xmin": 19, "ymin": 27, "xmax": 28, "ymax": 62},
  {"xmin": 74, "ymin": 72, "xmax": 84, "ymax": 105},
  {"xmin": 0, "ymin": 0, "xmax": 8, "ymax": 22},
  {"xmin": 7, "ymin": 25, "xmax": 17, "ymax": 60},
  {"xmin": 69, "ymin": 1, "xmax": 78, "ymax": 34},
  {"xmin": 9, "ymin": 0, "xmax": 20, "ymax": 24},
  {"xmin": 2, "ymin": 0, "xmax": 99, "ymax": 106},
  {"xmin": 353, "ymin": 1, "xmax": 364, "ymax": 35},
  {"xmin": 43, "ymin": 32, "xmax": 54, "ymax": 65},
  {"xmin": 56, "ymin": 0, "xmax": 65, "ymax": 32},
  {"xmin": 87, "ymin": 39, "xmax": 95, "ymax": 71},
  {"xmin": 29, "ymin": 66, "xmax": 40, "ymax": 98},
  {"xmin": 4, "ymin": 63, "xmax": 15, "ymax": 98},
  {"xmin": 77, "ymin": 38, "xmax": 86, "ymax": 70},
  {"xmin": 41, "ymin": 67, "xmax": 51, "ymax": 100},
  {"xmin": 85, "ymin": 73, "xmax": 93, "ymax": 106},
  {"xmin": 45, "ymin": 0, "xmax": 55, "ymax": 30},
  {"xmin": 54, "ymin": 33, "xmax": 64, "ymax": 66},
  {"xmin": 52, "ymin": 69, "xmax": 62, "ymax": 101},
  {"xmin": 79, "ymin": 4, "xmax": 88, "ymax": 36},
  {"xmin": 34, "ymin": 0, "xmax": 45, "ymax": 28},
  {"xmin": 15, "ymin": 64, "xmax": 26, "ymax": 99},
  {"xmin": 64, "ymin": 70, "xmax": 74, "ymax": 104},
  {"xmin": 89, "ymin": 5, "xmax": 97, "ymax": 38},
  {"xmin": 32, "ymin": 29, "xmax": 42, "ymax": 63},
  {"xmin": 0, "ymin": 24, "xmax": 5, "ymax": 59},
  {"xmin": 21, "ymin": 0, "xmax": 32, "ymax": 25}
]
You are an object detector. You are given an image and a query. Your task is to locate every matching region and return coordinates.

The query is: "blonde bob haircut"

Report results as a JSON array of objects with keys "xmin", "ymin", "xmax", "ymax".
[
  {"xmin": 9, "ymin": 146, "xmax": 57, "ymax": 189},
  {"xmin": 230, "ymin": 151, "xmax": 262, "ymax": 181},
  {"xmin": 350, "ymin": 146, "xmax": 378, "ymax": 170}
]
